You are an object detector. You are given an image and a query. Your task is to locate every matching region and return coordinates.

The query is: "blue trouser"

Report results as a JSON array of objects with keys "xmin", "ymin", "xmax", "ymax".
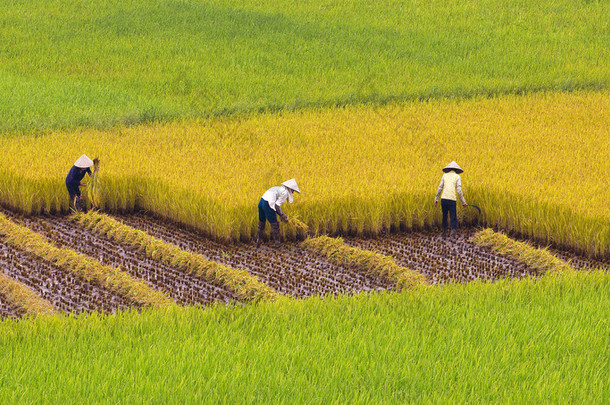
[
  {"xmin": 441, "ymin": 199, "xmax": 457, "ymax": 230},
  {"xmin": 258, "ymin": 198, "xmax": 278, "ymax": 223},
  {"xmin": 66, "ymin": 181, "xmax": 81, "ymax": 198}
]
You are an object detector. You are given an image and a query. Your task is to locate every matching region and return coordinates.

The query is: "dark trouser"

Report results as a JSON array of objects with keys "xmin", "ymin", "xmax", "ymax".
[
  {"xmin": 66, "ymin": 182, "xmax": 81, "ymax": 211},
  {"xmin": 258, "ymin": 198, "xmax": 278, "ymax": 223},
  {"xmin": 441, "ymin": 199, "xmax": 458, "ymax": 231},
  {"xmin": 257, "ymin": 198, "xmax": 280, "ymax": 246}
]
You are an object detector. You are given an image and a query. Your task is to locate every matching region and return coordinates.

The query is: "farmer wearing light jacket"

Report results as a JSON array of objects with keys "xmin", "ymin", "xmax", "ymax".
[
  {"xmin": 435, "ymin": 161, "xmax": 467, "ymax": 237},
  {"xmin": 257, "ymin": 179, "xmax": 300, "ymax": 248},
  {"xmin": 65, "ymin": 154, "xmax": 94, "ymax": 212}
]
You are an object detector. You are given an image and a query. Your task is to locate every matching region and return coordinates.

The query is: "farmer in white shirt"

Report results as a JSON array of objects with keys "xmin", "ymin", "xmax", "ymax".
[
  {"xmin": 435, "ymin": 161, "xmax": 467, "ymax": 237},
  {"xmin": 257, "ymin": 179, "xmax": 300, "ymax": 248}
]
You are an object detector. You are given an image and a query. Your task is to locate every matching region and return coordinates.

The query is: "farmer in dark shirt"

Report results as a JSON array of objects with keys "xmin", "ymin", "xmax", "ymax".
[{"xmin": 66, "ymin": 155, "xmax": 93, "ymax": 211}]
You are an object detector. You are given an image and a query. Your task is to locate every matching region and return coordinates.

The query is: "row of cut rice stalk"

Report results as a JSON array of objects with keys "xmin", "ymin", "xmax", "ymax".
[
  {"xmin": 0, "ymin": 271, "xmax": 56, "ymax": 317},
  {"xmin": 0, "ymin": 212, "xmax": 173, "ymax": 308},
  {"xmin": 301, "ymin": 235, "xmax": 428, "ymax": 290},
  {"xmin": 471, "ymin": 228, "xmax": 574, "ymax": 274},
  {"xmin": 74, "ymin": 211, "xmax": 279, "ymax": 303}
]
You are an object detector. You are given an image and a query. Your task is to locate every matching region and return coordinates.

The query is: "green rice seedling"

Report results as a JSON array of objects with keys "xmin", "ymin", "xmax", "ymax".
[
  {"xmin": 3, "ymin": 269, "xmax": 610, "ymax": 402},
  {"xmin": 0, "ymin": 0, "xmax": 609, "ymax": 134}
]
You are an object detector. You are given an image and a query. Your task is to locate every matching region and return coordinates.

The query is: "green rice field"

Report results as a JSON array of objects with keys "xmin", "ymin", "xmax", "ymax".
[
  {"xmin": 1, "ymin": 271, "xmax": 609, "ymax": 403},
  {"xmin": 0, "ymin": 0, "xmax": 608, "ymax": 133}
]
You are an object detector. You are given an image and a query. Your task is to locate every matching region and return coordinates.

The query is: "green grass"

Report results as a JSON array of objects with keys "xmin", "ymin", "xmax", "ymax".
[
  {"xmin": 1, "ymin": 270, "xmax": 609, "ymax": 403},
  {"xmin": 1, "ymin": 0, "xmax": 609, "ymax": 133}
]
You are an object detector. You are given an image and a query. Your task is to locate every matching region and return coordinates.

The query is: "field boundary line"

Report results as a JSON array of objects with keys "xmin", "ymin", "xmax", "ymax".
[
  {"xmin": 301, "ymin": 235, "xmax": 428, "ymax": 290},
  {"xmin": 75, "ymin": 211, "xmax": 280, "ymax": 303},
  {"xmin": 0, "ymin": 213, "xmax": 173, "ymax": 308},
  {"xmin": 471, "ymin": 228, "xmax": 574, "ymax": 274},
  {"xmin": 0, "ymin": 271, "xmax": 56, "ymax": 317}
]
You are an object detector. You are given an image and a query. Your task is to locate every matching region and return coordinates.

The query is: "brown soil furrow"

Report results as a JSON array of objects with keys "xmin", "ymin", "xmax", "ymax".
[
  {"xmin": 0, "ymin": 241, "xmax": 130, "ymax": 314},
  {"xmin": 0, "ymin": 291, "xmax": 23, "ymax": 319},
  {"xmin": 345, "ymin": 230, "xmax": 535, "ymax": 284},
  {"xmin": 551, "ymin": 250, "xmax": 610, "ymax": 271},
  {"xmin": 115, "ymin": 213, "xmax": 393, "ymax": 297},
  {"xmin": 3, "ymin": 213, "xmax": 237, "ymax": 306},
  {"xmin": 506, "ymin": 233, "xmax": 610, "ymax": 271}
]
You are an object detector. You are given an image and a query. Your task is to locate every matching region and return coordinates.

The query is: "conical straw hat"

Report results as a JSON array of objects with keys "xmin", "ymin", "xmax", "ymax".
[
  {"xmin": 442, "ymin": 161, "xmax": 463, "ymax": 174},
  {"xmin": 74, "ymin": 154, "xmax": 94, "ymax": 168},
  {"xmin": 282, "ymin": 179, "xmax": 300, "ymax": 193}
]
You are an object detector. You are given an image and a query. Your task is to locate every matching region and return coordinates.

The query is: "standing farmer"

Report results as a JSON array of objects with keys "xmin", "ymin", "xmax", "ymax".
[
  {"xmin": 66, "ymin": 154, "xmax": 94, "ymax": 212},
  {"xmin": 257, "ymin": 179, "xmax": 300, "ymax": 248},
  {"xmin": 435, "ymin": 161, "xmax": 467, "ymax": 237}
]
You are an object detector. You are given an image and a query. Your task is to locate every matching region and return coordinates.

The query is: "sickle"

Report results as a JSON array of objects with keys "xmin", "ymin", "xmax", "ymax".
[{"xmin": 466, "ymin": 204, "xmax": 481, "ymax": 215}]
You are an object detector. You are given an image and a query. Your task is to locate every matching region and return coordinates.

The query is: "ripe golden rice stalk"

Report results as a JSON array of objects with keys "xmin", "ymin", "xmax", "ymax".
[
  {"xmin": 1, "ymin": 92, "xmax": 609, "ymax": 255},
  {"xmin": 86, "ymin": 157, "xmax": 101, "ymax": 209},
  {"xmin": 287, "ymin": 216, "xmax": 309, "ymax": 233},
  {"xmin": 75, "ymin": 211, "xmax": 280, "ymax": 303},
  {"xmin": 301, "ymin": 235, "xmax": 427, "ymax": 290},
  {"xmin": 0, "ymin": 271, "xmax": 56, "ymax": 317},
  {"xmin": 0, "ymin": 212, "xmax": 173, "ymax": 308},
  {"xmin": 471, "ymin": 228, "xmax": 574, "ymax": 274}
]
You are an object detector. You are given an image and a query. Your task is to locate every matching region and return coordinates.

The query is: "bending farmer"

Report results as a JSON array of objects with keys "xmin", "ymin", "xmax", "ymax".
[
  {"xmin": 435, "ymin": 161, "xmax": 467, "ymax": 236},
  {"xmin": 66, "ymin": 154, "xmax": 94, "ymax": 212},
  {"xmin": 257, "ymin": 179, "xmax": 300, "ymax": 248}
]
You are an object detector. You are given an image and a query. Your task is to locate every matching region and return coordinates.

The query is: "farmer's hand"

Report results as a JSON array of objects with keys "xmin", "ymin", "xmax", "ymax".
[
  {"xmin": 462, "ymin": 202, "xmax": 468, "ymax": 207},
  {"xmin": 80, "ymin": 182, "xmax": 87, "ymax": 187},
  {"xmin": 434, "ymin": 201, "xmax": 438, "ymax": 206},
  {"xmin": 281, "ymin": 215, "xmax": 288, "ymax": 223}
]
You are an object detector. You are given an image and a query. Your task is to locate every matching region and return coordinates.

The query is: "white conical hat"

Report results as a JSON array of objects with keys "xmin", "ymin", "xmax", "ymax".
[
  {"xmin": 282, "ymin": 179, "xmax": 300, "ymax": 193},
  {"xmin": 442, "ymin": 161, "xmax": 463, "ymax": 173},
  {"xmin": 74, "ymin": 154, "xmax": 94, "ymax": 168}
]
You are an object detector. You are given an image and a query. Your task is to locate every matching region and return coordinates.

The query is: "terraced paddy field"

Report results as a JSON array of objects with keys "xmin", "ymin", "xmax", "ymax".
[{"xmin": 1, "ymin": 208, "xmax": 606, "ymax": 319}]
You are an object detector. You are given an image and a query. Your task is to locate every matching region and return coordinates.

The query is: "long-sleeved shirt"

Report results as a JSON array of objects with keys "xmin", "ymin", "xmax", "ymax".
[
  {"xmin": 262, "ymin": 185, "xmax": 293, "ymax": 214},
  {"xmin": 65, "ymin": 165, "xmax": 91, "ymax": 187},
  {"xmin": 435, "ymin": 171, "xmax": 466, "ymax": 204}
]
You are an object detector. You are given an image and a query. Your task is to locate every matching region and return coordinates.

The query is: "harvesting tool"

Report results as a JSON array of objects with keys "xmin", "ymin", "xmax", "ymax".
[
  {"xmin": 466, "ymin": 204, "xmax": 481, "ymax": 215},
  {"xmin": 465, "ymin": 204, "xmax": 482, "ymax": 227}
]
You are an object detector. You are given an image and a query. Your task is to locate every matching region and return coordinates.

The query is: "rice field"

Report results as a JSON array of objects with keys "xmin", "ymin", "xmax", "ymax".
[
  {"xmin": 1, "ymin": 0, "xmax": 608, "ymax": 133},
  {"xmin": 0, "ymin": 91, "xmax": 608, "ymax": 257},
  {"xmin": 2, "ymin": 269, "xmax": 610, "ymax": 403},
  {"xmin": 1, "ymin": 0, "xmax": 609, "ymax": 402},
  {"xmin": 0, "ymin": 207, "xmax": 606, "ymax": 320}
]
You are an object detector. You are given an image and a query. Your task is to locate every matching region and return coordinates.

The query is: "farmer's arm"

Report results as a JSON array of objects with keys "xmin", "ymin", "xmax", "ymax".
[
  {"xmin": 456, "ymin": 177, "xmax": 467, "ymax": 205},
  {"xmin": 81, "ymin": 168, "xmax": 92, "ymax": 186},
  {"xmin": 275, "ymin": 204, "xmax": 288, "ymax": 222}
]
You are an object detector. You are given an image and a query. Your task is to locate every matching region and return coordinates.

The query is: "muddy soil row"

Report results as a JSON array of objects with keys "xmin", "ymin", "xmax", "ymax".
[
  {"xmin": 551, "ymin": 250, "xmax": 610, "ymax": 271},
  {"xmin": 115, "ymin": 213, "xmax": 393, "ymax": 297},
  {"xmin": 345, "ymin": 230, "xmax": 534, "ymax": 284},
  {"xmin": 0, "ymin": 241, "xmax": 130, "ymax": 314},
  {"xmin": 0, "ymin": 292, "xmax": 23, "ymax": 319},
  {"xmin": 1, "ymin": 210, "xmax": 237, "ymax": 307}
]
